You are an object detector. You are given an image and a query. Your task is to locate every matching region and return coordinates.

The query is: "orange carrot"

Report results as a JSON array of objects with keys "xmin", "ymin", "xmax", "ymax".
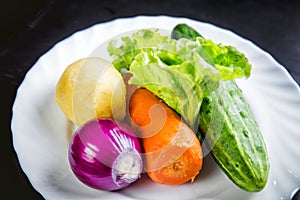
[{"xmin": 129, "ymin": 88, "xmax": 203, "ymax": 185}]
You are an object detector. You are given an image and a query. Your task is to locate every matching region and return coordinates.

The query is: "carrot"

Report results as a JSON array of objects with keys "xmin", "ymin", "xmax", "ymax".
[{"xmin": 129, "ymin": 88, "xmax": 203, "ymax": 185}]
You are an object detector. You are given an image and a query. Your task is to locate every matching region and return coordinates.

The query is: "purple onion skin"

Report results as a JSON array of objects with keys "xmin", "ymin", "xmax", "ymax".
[{"xmin": 69, "ymin": 118, "xmax": 142, "ymax": 191}]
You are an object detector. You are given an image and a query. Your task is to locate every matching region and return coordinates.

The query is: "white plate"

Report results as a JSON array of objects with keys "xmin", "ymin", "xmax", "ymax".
[{"xmin": 11, "ymin": 16, "xmax": 300, "ymax": 200}]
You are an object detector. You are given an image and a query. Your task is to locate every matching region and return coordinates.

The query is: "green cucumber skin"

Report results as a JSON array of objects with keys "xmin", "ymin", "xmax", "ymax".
[
  {"xmin": 199, "ymin": 80, "xmax": 269, "ymax": 192},
  {"xmin": 171, "ymin": 24, "xmax": 202, "ymax": 41}
]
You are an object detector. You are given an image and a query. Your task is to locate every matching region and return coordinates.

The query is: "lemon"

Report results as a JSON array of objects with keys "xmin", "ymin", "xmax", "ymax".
[{"xmin": 55, "ymin": 57, "xmax": 126, "ymax": 126}]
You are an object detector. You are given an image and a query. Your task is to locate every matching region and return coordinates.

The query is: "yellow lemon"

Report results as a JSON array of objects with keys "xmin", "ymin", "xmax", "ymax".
[{"xmin": 55, "ymin": 57, "xmax": 126, "ymax": 126}]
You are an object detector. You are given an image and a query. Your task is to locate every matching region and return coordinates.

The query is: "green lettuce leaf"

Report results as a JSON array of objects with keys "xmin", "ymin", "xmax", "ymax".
[
  {"xmin": 107, "ymin": 29, "xmax": 251, "ymax": 129},
  {"xmin": 197, "ymin": 37, "xmax": 252, "ymax": 80},
  {"xmin": 128, "ymin": 50, "xmax": 218, "ymax": 129}
]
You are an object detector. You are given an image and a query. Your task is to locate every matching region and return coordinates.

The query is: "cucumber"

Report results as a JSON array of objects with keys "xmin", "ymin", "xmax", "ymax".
[
  {"xmin": 199, "ymin": 80, "xmax": 269, "ymax": 192},
  {"xmin": 171, "ymin": 24, "xmax": 269, "ymax": 192},
  {"xmin": 171, "ymin": 24, "xmax": 202, "ymax": 41}
]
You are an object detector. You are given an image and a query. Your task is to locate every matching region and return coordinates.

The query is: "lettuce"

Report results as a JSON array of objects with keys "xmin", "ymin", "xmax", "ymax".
[
  {"xmin": 197, "ymin": 38, "xmax": 251, "ymax": 80},
  {"xmin": 107, "ymin": 29, "xmax": 251, "ymax": 130}
]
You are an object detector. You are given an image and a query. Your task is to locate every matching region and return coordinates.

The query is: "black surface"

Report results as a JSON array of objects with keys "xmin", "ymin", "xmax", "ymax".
[{"xmin": 1, "ymin": 0, "xmax": 299, "ymax": 199}]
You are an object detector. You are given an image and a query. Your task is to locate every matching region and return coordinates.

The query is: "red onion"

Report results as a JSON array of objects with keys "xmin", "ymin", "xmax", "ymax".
[{"xmin": 68, "ymin": 118, "xmax": 143, "ymax": 191}]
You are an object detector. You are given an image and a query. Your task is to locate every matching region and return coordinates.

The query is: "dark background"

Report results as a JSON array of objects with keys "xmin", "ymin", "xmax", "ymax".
[{"xmin": 1, "ymin": 0, "xmax": 299, "ymax": 199}]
